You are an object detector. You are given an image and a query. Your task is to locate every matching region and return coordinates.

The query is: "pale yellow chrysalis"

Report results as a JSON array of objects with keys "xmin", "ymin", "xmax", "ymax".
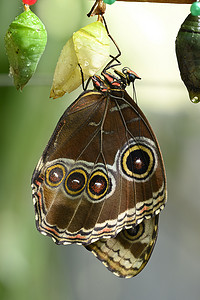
[{"xmin": 50, "ymin": 21, "xmax": 110, "ymax": 98}]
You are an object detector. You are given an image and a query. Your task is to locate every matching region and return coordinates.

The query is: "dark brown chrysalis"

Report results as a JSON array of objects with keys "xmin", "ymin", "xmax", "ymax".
[{"xmin": 176, "ymin": 14, "xmax": 200, "ymax": 103}]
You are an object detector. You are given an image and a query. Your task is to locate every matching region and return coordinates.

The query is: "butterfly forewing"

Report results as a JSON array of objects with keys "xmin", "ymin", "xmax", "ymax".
[
  {"xmin": 32, "ymin": 88, "xmax": 166, "ymax": 245},
  {"xmin": 85, "ymin": 215, "xmax": 159, "ymax": 278}
]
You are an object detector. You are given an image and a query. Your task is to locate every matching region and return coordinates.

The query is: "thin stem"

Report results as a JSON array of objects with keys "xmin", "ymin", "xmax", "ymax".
[
  {"xmin": 23, "ymin": 4, "xmax": 30, "ymax": 11},
  {"xmin": 102, "ymin": 15, "xmax": 122, "ymax": 72}
]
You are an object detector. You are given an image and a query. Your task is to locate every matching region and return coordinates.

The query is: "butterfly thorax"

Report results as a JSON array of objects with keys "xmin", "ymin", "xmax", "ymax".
[{"xmin": 92, "ymin": 68, "xmax": 141, "ymax": 98}]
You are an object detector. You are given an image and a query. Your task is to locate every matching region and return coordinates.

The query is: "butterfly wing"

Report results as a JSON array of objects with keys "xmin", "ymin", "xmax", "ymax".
[
  {"xmin": 31, "ymin": 89, "xmax": 166, "ymax": 245},
  {"xmin": 85, "ymin": 214, "xmax": 159, "ymax": 278}
]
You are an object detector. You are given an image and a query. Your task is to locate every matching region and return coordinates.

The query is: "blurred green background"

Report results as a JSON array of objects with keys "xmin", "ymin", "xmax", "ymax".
[{"xmin": 1, "ymin": 1, "xmax": 200, "ymax": 299}]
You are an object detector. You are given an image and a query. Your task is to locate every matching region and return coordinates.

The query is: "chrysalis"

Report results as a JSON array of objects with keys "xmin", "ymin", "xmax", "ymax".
[
  {"xmin": 4, "ymin": 6, "xmax": 47, "ymax": 90},
  {"xmin": 175, "ymin": 13, "xmax": 200, "ymax": 103},
  {"xmin": 50, "ymin": 20, "xmax": 110, "ymax": 98}
]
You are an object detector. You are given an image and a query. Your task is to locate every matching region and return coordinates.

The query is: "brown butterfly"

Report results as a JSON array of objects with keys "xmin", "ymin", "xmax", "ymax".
[{"xmin": 31, "ymin": 67, "xmax": 166, "ymax": 277}]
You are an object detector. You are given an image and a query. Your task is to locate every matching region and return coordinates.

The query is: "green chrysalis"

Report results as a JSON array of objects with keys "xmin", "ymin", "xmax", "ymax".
[
  {"xmin": 190, "ymin": 2, "xmax": 200, "ymax": 17},
  {"xmin": 103, "ymin": 0, "xmax": 116, "ymax": 5},
  {"xmin": 4, "ymin": 7, "xmax": 47, "ymax": 90},
  {"xmin": 176, "ymin": 14, "xmax": 200, "ymax": 103},
  {"xmin": 50, "ymin": 20, "xmax": 110, "ymax": 98}
]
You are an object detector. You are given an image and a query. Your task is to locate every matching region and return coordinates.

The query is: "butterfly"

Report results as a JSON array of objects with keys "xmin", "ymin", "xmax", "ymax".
[{"xmin": 31, "ymin": 66, "xmax": 167, "ymax": 277}]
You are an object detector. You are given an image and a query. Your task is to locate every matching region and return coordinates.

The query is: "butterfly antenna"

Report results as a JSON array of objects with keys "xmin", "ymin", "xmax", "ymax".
[{"xmin": 132, "ymin": 83, "xmax": 138, "ymax": 105}]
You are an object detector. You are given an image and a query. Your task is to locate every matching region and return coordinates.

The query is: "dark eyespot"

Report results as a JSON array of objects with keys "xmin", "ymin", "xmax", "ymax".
[
  {"xmin": 126, "ymin": 225, "xmax": 140, "ymax": 237},
  {"xmin": 89, "ymin": 175, "xmax": 107, "ymax": 195},
  {"xmin": 126, "ymin": 149, "xmax": 150, "ymax": 175},
  {"xmin": 45, "ymin": 164, "xmax": 66, "ymax": 187},
  {"xmin": 121, "ymin": 143, "xmax": 155, "ymax": 181},
  {"xmin": 122, "ymin": 223, "xmax": 144, "ymax": 241},
  {"xmin": 87, "ymin": 171, "xmax": 109, "ymax": 201},
  {"xmin": 65, "ymin": 169, "xmax": 87, "ymax": 196}
]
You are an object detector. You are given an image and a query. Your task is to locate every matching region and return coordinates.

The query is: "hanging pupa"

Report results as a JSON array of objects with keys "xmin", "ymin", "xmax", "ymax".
[
  {"xmin": 175, "ymin": 10, "xmax": 200, "ymax": 103},
  {"xmin": 4, "ymin": 5, "xmax": 47, "ymax": 90},
  {"xmin": 50, "ymin": 20, "xmax": 110, "ymax": 99}
]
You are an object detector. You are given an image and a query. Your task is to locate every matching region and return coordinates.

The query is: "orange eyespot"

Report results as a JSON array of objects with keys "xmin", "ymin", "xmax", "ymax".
[
  {"xmin": 87, "ymin": 170, "xmax": 109, "ymax": 201},
  {"xmin": 45, "ymin": 164, "xmax": 66, "ymax": 187},
  {"xmin": 65, "ymin": 169, "xmax": 87, "ymax": 196}
]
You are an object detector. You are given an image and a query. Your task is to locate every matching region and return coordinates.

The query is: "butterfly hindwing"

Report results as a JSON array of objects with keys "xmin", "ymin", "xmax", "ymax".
[{"xmin": 85, "ymin": 215, "xmax": 159, "ymax": 278}]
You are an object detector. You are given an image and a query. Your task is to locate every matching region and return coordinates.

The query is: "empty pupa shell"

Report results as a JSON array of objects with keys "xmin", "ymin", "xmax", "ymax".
[
  {"xmin": 50, "ymin": 21, "xmax": 110, "ymax": 98},
  {"xmin": 175, "ymin": 14, "xmax": 200, "ymax": 103},
  {"xmin": 4, "ymin": 9, "xmax": 47, "ymax": 90}
]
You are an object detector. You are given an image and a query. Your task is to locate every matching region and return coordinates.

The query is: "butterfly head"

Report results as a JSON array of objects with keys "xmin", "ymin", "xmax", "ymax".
[{"xmin": 121, "ymin": 67, "xmax": 141, "ymax": 85}]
